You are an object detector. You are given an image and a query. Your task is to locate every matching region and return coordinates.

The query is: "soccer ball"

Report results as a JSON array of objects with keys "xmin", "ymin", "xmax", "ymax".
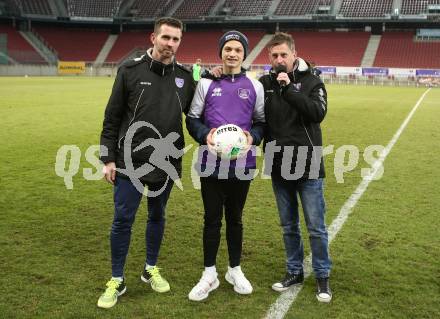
[{"xmin": 212, "ymin": 124, "xmax": 248, "ymax": 160}]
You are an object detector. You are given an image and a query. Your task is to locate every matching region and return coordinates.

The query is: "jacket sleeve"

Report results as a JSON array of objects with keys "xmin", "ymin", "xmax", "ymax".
[
  {"xmin": 185, "ymin": 79, "xmax": 211, "ymax": 144},
  {"xmin": 200, "ymin": 68, "xmax": 215, "ymax": 80},
  {"xmin": 183, "ymin": 76, "xmax": 196, "ymax": 115},
  {"xmin": 282, "ymin": 81, "xmax": 327, "ymax": 123},
  {"xmin": 249, "ymin": 79, "xmax": 266, "ymax": 146},
  {"xmin": 100, "ymin": 66, "xmax": 127, "ymax": 163}
]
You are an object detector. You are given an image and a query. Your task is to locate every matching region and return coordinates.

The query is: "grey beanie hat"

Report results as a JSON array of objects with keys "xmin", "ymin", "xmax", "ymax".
[{"xmin": 218, "ymin": 30, "xmax": 249, "ymax": 59}]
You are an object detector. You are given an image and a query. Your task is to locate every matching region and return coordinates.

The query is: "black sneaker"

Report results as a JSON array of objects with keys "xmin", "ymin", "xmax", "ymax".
[
  {"xmin": 316, "ymin": 277, "xmax": 332, "ymax": 302},
  {"xmin": 272, "ymin": 272, "xmax": 304, "ymax": 292}
]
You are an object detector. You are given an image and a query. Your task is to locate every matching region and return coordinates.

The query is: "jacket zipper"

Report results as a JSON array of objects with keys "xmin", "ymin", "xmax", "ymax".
[
  {"xmin": 175, "ymin": 91, "xmax": 183, "ymax": 113},
  {"xmin": 301, "ymin": 119, "xmax": 314, "ymax": 147},
  {"xmin": 118, "ymin": 88, "xmax": 144, "ymax": 149},
  {"xmin": 175, "ymin": 91, "xmax": 183, "ymax": 125},
  {"xmin": 301, "ymin": 119, "xmax": 320, "ymax": 167}
]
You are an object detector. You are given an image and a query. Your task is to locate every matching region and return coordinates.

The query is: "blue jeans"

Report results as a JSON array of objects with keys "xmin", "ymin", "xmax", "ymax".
[
  {"xmin": 110, "ymin": 177, "xmax": 173, "ymax": 278},
  {"xmin": 271, "ymin": 177, "xmax": 331, "ymax": 278}
]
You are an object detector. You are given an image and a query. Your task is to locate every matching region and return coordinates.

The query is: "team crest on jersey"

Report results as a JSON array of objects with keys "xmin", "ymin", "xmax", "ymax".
[
  {"xmin": 175, "ymin": 77, "xmax": 184, "ymax": 88},
  {"xmin": 212, "ymin": 87, "xmax": 222, "ymax": 97},
  {"xmin": 238, "ymin": 88, "xmax": 250, "ymax": 99}
]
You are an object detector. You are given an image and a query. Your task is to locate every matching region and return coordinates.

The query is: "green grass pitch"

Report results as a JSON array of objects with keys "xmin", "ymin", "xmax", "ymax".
[{"xmin": 0, "ymin": 77, "xmax": 439, "ymax": 318}]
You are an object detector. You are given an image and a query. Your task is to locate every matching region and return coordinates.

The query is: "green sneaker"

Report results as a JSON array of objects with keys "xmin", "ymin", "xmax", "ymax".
[
  {"xmin": 97, "ymin": 279, "xmax": 126, "ymax": 309},
  {"xmin": 141, "ymin": 266, "xmax": 170, "ymax": 293}
]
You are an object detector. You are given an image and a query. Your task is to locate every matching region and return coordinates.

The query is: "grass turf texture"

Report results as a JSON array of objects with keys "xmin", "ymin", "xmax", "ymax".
[{"xmin": 0, "ymin": 77, "xmax": 438, "ymax": 318}]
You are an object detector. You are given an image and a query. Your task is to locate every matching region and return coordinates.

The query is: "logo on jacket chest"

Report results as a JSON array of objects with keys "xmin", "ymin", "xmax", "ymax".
[
  {"xmin": 175, "ymin": 77, "xmax": 184, "ymax": 88},
  {"xmin": 292, "ymin": 83, "xmax": 302, "ymax": 91},
  {"xmin": 238, "ymin": 88, "xmax": 250, "ymax": 99},
  {"xmin": 211, "ymin": 87, "xmax": 222, "ymax": 97}
]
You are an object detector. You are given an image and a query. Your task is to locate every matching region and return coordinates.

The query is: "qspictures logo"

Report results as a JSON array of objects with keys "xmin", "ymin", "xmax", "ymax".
[{"xmin": 55, "ymin": 122, "xmax": 386, "ymax": 196}]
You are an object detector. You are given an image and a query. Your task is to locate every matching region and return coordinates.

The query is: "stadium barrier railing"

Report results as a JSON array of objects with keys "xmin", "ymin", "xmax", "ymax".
[{"xmin": 1, "ymin": 61, "xmax": 439, "ymax": 88}]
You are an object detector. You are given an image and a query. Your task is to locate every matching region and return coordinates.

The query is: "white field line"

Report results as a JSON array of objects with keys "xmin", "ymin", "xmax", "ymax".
[{"xmin": 264, "ymin": 88, "xmax": 432, "ymax": 319}]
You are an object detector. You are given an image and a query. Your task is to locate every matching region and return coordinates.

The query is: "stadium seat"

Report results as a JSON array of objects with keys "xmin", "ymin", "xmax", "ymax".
[
  {"xmin": 66, "ymin": 0, "xmax": 122, "ymax": 17},
  {"xmin": 223, "ymin": 0, "xmax": 272, "ymax": 16},
  {"xmin": 1, "ymin": 0, "xmax": 21, "ymax": 15},
  {"xmin": 253, "ymin": 31, "xmax": 370, "ymax": 67},
  {"xmin": 339, "ymin": 0, "xmax": 393, "ymax": 17},
  {"xmin": 275, "ymin": 0, "xmax": 332, "ymax": 16},
  {"xmin": 374, "ymin": 31, "xmax": 440, "ymax": 68},
  {"xmin": 176, "ymin": 30, "xmax": 265, "ymax": 64},
  {"xmin": 105, "ymin": 31, "xmax": 147, "ymax": 63},
  {"xmin": 130, "ymin": 0, "xmax": 175, "ymax": 19},
  {"xmin": 20, "ymin": 0, "xmax": 53, "ymax": 16},
  {"xmin": 34, "ymin": 27, "xmax": 108, "ymax": 61},
  {"xmin": 0, "ymin": 24, "xmax": 46, "ymax": 63},
  {"xmin": 173, "ymin": 0, "xmax": 219, "ymax": 19},
  {"xmin": 106, "ymin": 30, "xmax": 265, "ymax": 64},
  {"xmin": 401, "ymin": 0, "xmax": 440, "ymax": 15}
]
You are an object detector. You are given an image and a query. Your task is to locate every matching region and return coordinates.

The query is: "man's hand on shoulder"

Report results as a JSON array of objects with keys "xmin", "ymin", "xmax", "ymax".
[
  {"xmin": 210, "ymin": 66, "xmax": 223, "ymax": 78},
  {"xmin": 201, "ymin": 66, "xmax": 223, "ymax": 79}
]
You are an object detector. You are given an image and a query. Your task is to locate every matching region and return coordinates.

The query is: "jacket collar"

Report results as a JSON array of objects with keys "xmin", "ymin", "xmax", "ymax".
[
  {"xmin": 143, "ymin": 48, "xmax": 175, "ymax": 76},
  {"xmin": 270, "ymin": 57, "xmax": 310, "ymax": 79},
  {"xmin": 293, "ymin": 57, "xmax": 309, "ymax": 73},
  {"xmin": 216, "ymin": 67, "xmax": 247, "ymax": 81}
]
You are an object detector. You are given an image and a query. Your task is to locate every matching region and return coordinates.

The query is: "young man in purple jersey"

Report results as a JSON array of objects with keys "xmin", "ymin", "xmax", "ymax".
[{"xmin": 186, "ymin": 30, "xmax": 265, "ymax": 301}]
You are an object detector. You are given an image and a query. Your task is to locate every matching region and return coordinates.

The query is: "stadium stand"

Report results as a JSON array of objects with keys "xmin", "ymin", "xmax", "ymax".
[
  {"xmin": 401, "ymin": 0, "xmax": 440, "ymax": 15},
  {"xmin": 1, "ymin": 1, "xmax": 440, "ymax": 71},
  {"xmin": 66, "ymin": 0, "xmax": 122, "ymax": 17},
  {"xmin": 253, "ymin": 31, "xmax": 370, "ymax": 66},
  {"xmin": 18, "ymin": 0, "xmax": 53, "ymax": 16},
  {"xmin": 105, "ymin": 31, "xmax": 146, "ymax": 63},
  {"xmin": 130, "ymin": 0, "xmax": 175, "ymax": 19},
  {"xmin": 173, "ymin": 0, "xmax": 218, "ymax": 19},
  {"xmin": 374, "ymin": 31, "xmax": 440, "ymax": 68},
  {"xmin": 106, "ymin": 29, "xmax": 265, "ymax": 64},
  {"xmin": 275, "ymin": 0, "xmax": 331, "ymax": 16},
  {"xmin": 173, "ymin": 30, "xmax": 265, "ymax": 64},
  {"xmin": 0, "ymin": 24, "xmax": 45, "ymax": 63},
  {"xmin": 339, "ymin": 0, "xmax": 393, "ymax": 17},
  {"xmin": 1, "ymin": 0, "xmax": 21, "ymax": 16},
  {"xmin": 176, "ymin": 30, "xmax": 228, "ymax": 64},
  {"xmin": 34, "ymin": 27, "xmax": 108, "ymax": 61},
  {"xmin": 223, "ymin": 0, "xmax": 272, "ymax": 16}
]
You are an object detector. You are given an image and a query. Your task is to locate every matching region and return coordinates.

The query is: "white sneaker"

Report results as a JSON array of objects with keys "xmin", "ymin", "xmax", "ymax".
[
  {"xmin": 225, "ymin": 266, "xmax": 253, "ymax": 294},
  {"xmin": 188, "ymin": 270, "xmax": 220, "ymax": 301}
]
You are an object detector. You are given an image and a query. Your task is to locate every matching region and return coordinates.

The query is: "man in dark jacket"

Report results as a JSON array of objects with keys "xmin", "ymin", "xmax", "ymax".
[
  {"xmin": 259, "ymin": 32, "xmax": 332, "ymax": 302},
  {"xmin": 97, "ymin": 17, "xmax": 194, "ymax": 308}
]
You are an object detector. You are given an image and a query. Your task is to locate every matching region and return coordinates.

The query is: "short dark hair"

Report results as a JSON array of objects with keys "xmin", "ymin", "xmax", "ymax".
[
  {"xmin": 266, "ymin": 32, "xmax": 295, "ymax": 51},
  {"xmin": 154, "ymin": 17, "xmax": 183, "ymax": 35}
]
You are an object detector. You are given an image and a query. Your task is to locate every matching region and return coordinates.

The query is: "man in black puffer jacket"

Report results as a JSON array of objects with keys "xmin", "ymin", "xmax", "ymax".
[
  {"xmin": 259, "ymin": 32, "xmax": 332, "ymax": 302},
  {"xmin": 97, "ymin": 17, "xmax": 195, "ymax": 309}
]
